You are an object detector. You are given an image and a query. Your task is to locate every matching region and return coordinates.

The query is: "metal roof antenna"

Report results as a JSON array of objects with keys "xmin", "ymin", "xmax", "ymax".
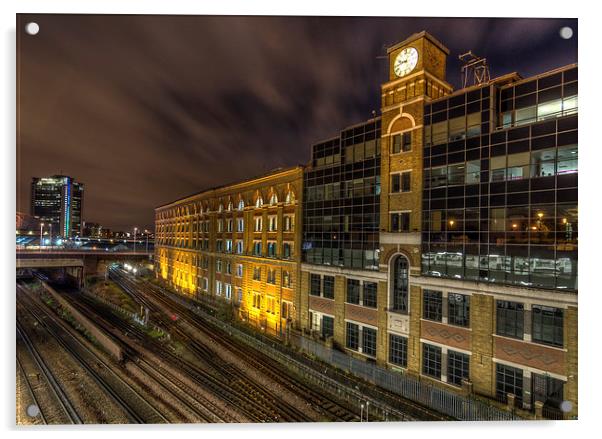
[{"xmin": 458, "ymin": 51, "xmax": 491, "ymax": 88}]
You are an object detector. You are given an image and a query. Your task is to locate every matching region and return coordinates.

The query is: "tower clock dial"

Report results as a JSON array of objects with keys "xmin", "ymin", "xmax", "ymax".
[{"xmin": 393, "ymin": 47, "xmax": 419, "ymax": 78}]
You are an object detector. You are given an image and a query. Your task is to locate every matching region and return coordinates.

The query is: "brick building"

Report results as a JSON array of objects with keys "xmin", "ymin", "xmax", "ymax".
[{"xmin": 154, "ymin": 30, "xmax": 577, "ymax": 418}]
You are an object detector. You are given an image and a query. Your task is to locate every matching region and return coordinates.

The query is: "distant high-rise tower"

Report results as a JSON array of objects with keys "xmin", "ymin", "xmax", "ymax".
[{"xmin": 30, "ymin": 175, "xmax": 84, "ymax": 238}]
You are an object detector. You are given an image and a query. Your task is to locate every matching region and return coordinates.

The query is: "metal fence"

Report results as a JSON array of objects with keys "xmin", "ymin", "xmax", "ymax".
[{"xmin": 292, "ymin": 335, "xmax": 519, "ymax": 421}]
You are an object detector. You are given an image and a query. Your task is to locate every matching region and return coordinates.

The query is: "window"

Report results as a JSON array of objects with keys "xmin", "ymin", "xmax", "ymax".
[
  {"xmin": 402, "ymin": 132, "xmax": 412, "ymax": 152},
  {"xmin": 431, "ymin": 121, "xmax": 448, "ymax": 145},
  {"xmin": 252, "ymin": 267, "xmax": 261, "ymax": 281},
  {"xmin": 281, "ymin": 301, "xmax": 293, "ymax": 320},
  {"xmin": 216, "ymin": 240, "xmax": 223, "ymax": 252},
  {"xmin": 391, "ymin": 132, "xmax": 411, "ymax": 154},
  {"xmin": 201, "ymin": 277, "xmax": 208, "ymax": 291},
  {"xmin": 266, "ymin": 296, "xmax": 276, "ymax": 314},
  {"xmin": 346, "ymin": 279, "xmax": 360, "ymax": 304},
  {"xmin": 216, "ymin": 259, "xmax": 222, "ymax": 273},
  {"xmin": 254, "ymin": 216, "xmax": 263, "ymax": 232},
  {"xmin": 466, "ymin": 112, "xmax": 481, "ymax": 138},
  {"xmin": 507, "ymin": 152, "xmax": 530, "ymax": 181},
  {"xmin": 557, "ymin": 145, "xmax": 578, "ymax": 175},
  {"xmin": 496, "ymin": 301, "xmax": 524, "ymax": 339},
  {"xmin": 252, "ymin": 292, "xmax": 262, "ymax": 309},
  {"xmin": 225, "ymin": 261, "xmax": 232, "ymax": 274},
  {"xmin": 322, "ymin": 315, "xmax": 334, "ymax": 338},
  {"xmin": 448, "ymin": 293, "xmax": 470, "ymax": 327},
  {"xmin": 389, "ymin": 334, "xmax": 408, "ymax": 367},
  {"xmin": 255, "ymin": 197, "xmax": 264, "ymax": 208},
  {"xmin": 323, "ymin": 275, "xmax": 334, "ymax": 299},
  {"xmin": 391, "ymin": 212, "xmax": 411, "ymax": 232},
  {"xmin": 363, "ymin": 282, "xmax": 377, "ymax": 308},
  {"xmin": 236, "ymin": 264, "xmax": 243, "ymax": 277},
  {"xmin": 346, "ymin": 322, "xmax": 359, "ymax": 350},
  {"xmin": 283, "ymin": 215, "xmax": 294, "ymax": 231},
  {"xmin": 225, "ymin": 284, "xmax": 232, "ymax": 300},
  {"xmin": 269, "ymin": 193, "xmax": 278, "ymax": 205},
  {"xmin": 217, "ymin": 219, "xmax": 224, "ymax": 232},
  {"xmin": 282, "ymin": 270, "xmax": 291, "ymax": 288},
  {"xmin": 490, "ymin": 156, "xmax": 507, "ymax": 182},
  {"xmin": 422, "ymin": 344, "xmax": 442, "ymax": 379},
  {"xmin": 449, "ymin": 116, "xmax": 466, "ymax": 141},
  {"xmin": 226, "ymin": 219, "xmax": 233, "ymax": 232},
  {"xmin": 237, "ymin": 288, "xmax": 243, "ymax": 303},
  {"xmin": 537, "ymin": 98, "xmax": 562, "ymax": 121},
  {"xmin": 530, "ymin": 148, "xmax": 556, "ymax": 178},
  {"xmin": 267, "ymin": 269, "xmax": 276, "ymax": 284},
  {"xmin": 253, "ymin": 241, "xmax": 262, "ymax": 256},
  {"xmin": 447, "ymin": 163, "xmax": 465, "ymax": 186},
  {"xmin": 362, "ymin": 327, "xmax": 377, "ymax": 357},
  {"xmin": 392, "ymin": 134, "xmax": 402, "ymax": 154},
  {"xmin": 423, "ymin": 290, "xmax": 442, "ymax": 322},
  {"xmin": 285, "ymin": 191, "xmax": 295, "ymax": 204},
  {"xmin": 268, "ymin": 216, "xmax": 277, "ymax": 231},
  {"xmin": 448, "ymin": 350, "xmax": 470, "ymax": 386},
  {"xmin": 238, "ymin": 199, "xmax": 245, "ymax": 210},
  {"xmin": 215, "ymin": 281, "xmax": 223, "ymax": 296},
  {"xmin": 391, "ymin": 172, "xmax": 411, "ymax": 193},
  {"xmin": 237, "ymin": 218, "xmax": 244, "ymax": 232},
  {"xmin": 283, "ymin": 242, "xmax": 292, "ymax": 259},
  {"xmin": 310, "ymin": 274, "xmax": 321, "ymax": 296},
  {"xmin": 236, "ymin": 240, "xmax": 243, "ymax": 254},
  {"xmin": 392, "ymin": 256, "xmax": 409, "ymax": 312},
  {"xmin": 225, "ymin": 239, "xmax": 232, "ymax": 253},
  {"xmin": 515, "ymin": 106, "xmax": 536, "ymax": 126},
  {"xmin": 532, "ymin": 374, "xmax": 564, "ymax": 408},
  {"xmin": 532, "ymin": 305, "xmax": 563, "ymax": 347},
  {"xmin": 496, "ymin": 364, "xmax": 523, "ymax": 404},
  {"xmin": 267, "ymin": 241, "xmax": 276, "ymax": 257},
  {"xmin": 465, "ymin": 160, "xmax": 480, "ymax": 184},
  {"xmin": 426, "ymin": 166, "xmax": 447, "ymax": 188}
]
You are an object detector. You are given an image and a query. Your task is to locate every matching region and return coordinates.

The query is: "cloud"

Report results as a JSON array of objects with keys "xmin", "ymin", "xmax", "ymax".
[{"xmin": 17, "ymin": 15, "xmax": 577, "ymax": 230}]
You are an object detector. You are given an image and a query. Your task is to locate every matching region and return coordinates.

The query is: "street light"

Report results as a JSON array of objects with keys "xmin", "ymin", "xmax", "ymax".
[
  {"xmin": 133, "ymin": 227, "xmax": 138, "ymax": 253},
  {"xmin": 144, "ymin": 229, "xmax": 149, "ymax": 253}
]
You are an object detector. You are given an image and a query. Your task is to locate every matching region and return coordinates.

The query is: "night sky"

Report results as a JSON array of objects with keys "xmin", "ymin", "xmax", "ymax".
[{"xmin": 16, "ymin": 15, "xmax": 577, "ymax": 232}]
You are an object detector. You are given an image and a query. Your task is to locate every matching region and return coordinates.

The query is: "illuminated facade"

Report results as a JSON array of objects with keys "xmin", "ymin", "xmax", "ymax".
[{"xmin": 154, "ymin": 167, "xmax": 303, "ymax": 335}]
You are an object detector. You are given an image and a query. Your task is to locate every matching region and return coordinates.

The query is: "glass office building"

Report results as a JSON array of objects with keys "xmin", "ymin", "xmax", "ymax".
[
  {"xmin": 303, "ymin": 118, "xmax": 381, "ymax": 270},
  {"xmin": 421, "ymin": 65, "xmax": 577, "ymax": 290},
  {"xmin": 31, "ymin": 175, "xmax": 84, "ymax": 238}
]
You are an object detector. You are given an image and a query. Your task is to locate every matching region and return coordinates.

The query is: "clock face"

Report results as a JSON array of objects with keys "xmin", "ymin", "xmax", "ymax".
[{"xmin": 393, "ymin": 47, "xmax": 419, "ymax": 78}]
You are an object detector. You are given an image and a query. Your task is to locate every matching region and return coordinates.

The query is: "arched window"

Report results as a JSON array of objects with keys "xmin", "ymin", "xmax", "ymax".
[
  {"xmin": 227, "ymin": 202, "xmax": 233, "ymax": 211},
  {"xmin": 256, "ymin": 196, "xmax": 264, "ymax": 208},
  {"xmin": 238, "ymin": 199, "xmax": 245, "ymax": 211},
  {"xmin": 218, "ymin": 203, "xmax": 224, "ymax": 213},
  {"xmin": 391, "ymin": 255, "xmax": 409, "ymax": 313},
  {"xmin": 285, "ymin": 191, "xmax": 295, "ymax": 204},
  {"xmin": 269, "ymin": 193, "xmax": 278, "ymax": 205}
]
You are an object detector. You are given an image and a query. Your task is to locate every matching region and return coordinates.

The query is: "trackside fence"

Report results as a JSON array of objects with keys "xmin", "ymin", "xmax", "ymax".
[{"xmin": 291, "ymin": 334, "xmax": 519, "ymax": 421}]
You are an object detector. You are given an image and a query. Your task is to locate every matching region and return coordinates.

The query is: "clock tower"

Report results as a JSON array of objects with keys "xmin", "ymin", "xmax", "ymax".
[{"xmin": 377, "ymin": 31, "xmax": 452, "ymax": 370}]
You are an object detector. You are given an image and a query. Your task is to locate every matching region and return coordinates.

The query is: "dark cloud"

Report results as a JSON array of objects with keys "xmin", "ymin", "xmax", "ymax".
[{"xmin": 17, "ymin": 15, "xmax": 577, "ymax": 231}]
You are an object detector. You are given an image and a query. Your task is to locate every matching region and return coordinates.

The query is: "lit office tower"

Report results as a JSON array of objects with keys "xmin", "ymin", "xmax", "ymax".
[{"xmin": 31, "ymin": 175, "xmax": 84, "ymax": 238}]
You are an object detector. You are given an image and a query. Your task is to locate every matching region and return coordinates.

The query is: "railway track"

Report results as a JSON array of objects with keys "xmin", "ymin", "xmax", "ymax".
[
  {"xmin": 17, "ymin": 284, "xmax": 169, "ymax": 424},
  {"xmin": 66, "ymin": 289, "xmax": 312, "ymax": 422},
  {"xmin": 111, "ymin": 270, "xmax": 367, "ymax": 421},
  {"xmin": 16, "ymin": 328, "xmax": 81, "ymax": 425},
  {"xmin": 123, "ymin": 271, "xmax": 450, "ymax": 421}
]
